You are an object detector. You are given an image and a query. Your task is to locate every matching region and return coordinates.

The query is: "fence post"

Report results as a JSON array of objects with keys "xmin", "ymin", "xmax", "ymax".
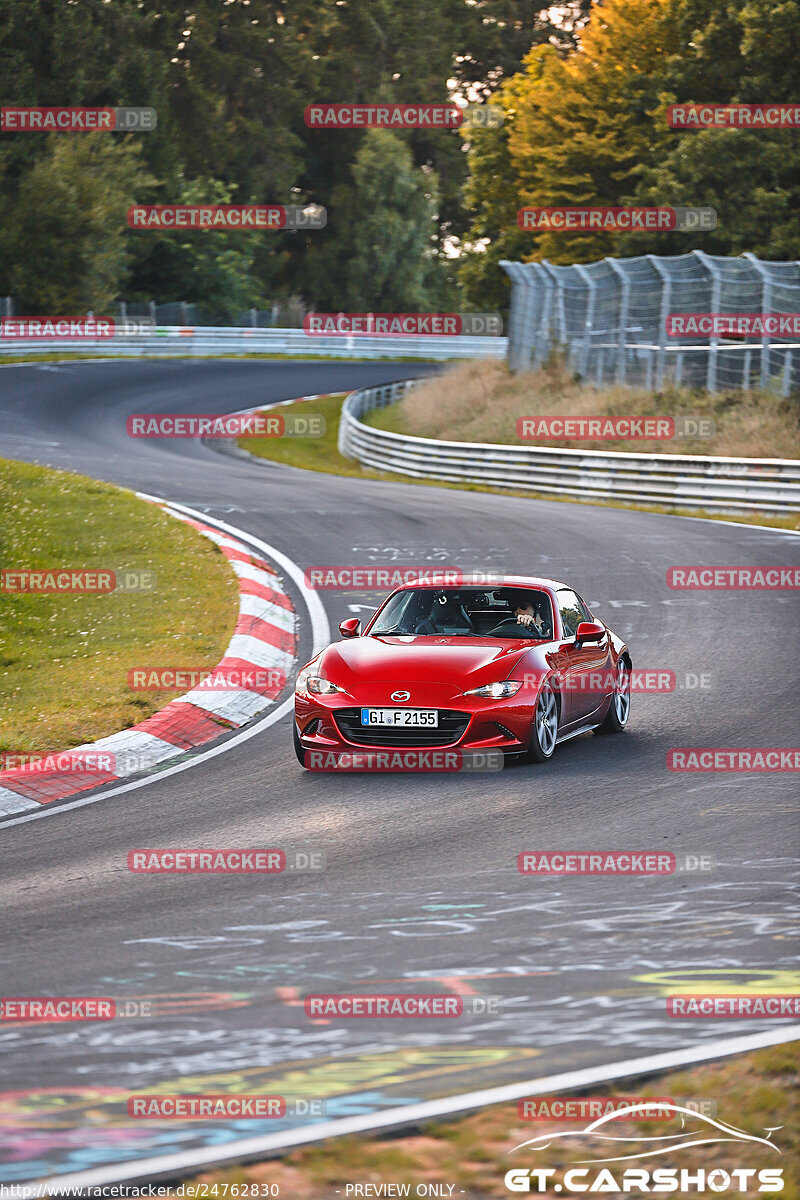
[
  {"xmin": 573, "ymin": 264, "xmax": 595, "ymax": 379},
  {"xmin": 743, "ymin": 252, "xmax": 773, "ymax": 390},
  {"xmin": 647, "ymin": 255, "xmax": 671, "ymax": 390},
  {"xmin": 692, "ymin": 250, "xmax": 720, "ymax": 392},
  {"xmin": 605, "ymin": 257, "xmax": 629, "ymax": 384}
]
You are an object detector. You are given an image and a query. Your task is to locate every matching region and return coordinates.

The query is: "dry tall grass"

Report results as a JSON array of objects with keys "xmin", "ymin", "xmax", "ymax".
[{"xmin": 378, "ymin": 359, "xmax": 800, "ymax": 458}]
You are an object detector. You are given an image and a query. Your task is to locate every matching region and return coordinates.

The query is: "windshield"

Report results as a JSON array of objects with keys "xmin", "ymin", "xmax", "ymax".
[{"xmin": 368, "ymin": 587, "xmax": 554, "ymax": 639}]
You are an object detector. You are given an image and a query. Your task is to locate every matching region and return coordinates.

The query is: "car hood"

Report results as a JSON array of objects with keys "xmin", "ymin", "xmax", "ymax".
[{"xmin": 319, "ymin": 635, "xmax": 532, "ymax": 688}]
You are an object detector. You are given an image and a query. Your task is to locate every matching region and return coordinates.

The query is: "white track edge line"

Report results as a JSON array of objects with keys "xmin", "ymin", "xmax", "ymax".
[
  {"xmin": 34, "ymin": 1025, "xmax": 800, "ymax": 1190},
  {"xmin": 0, "ymin": 500, "xmax": 330, "ymax": 830}
]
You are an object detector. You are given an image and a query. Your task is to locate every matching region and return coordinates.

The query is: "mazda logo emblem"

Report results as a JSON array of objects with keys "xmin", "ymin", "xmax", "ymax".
[{"xmin": 390, "ymin": 690, "xmax": 411, "ymax": 702}]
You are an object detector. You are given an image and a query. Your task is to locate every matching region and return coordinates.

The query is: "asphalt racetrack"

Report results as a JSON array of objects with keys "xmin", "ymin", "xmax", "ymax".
[{"xmin": 1, "ymin": 360, "xmax": 798, "ymax": 1181}]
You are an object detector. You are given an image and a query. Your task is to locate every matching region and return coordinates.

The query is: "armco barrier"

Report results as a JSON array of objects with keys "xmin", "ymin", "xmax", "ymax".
[
  {"xmin": 0, "ymin": 326, "xmax": 506, "ymax": 361},
  {"xmin": 338, "ymin": 380, "xmax": 800, "ymax": 515}
]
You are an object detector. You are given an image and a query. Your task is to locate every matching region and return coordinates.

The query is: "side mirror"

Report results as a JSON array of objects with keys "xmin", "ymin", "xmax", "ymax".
[
  {"xmin": 338, "ymin": 617, "xmax": 361, "ymax": 638},
  {"xmin": 575, "ymin": 621, "xmax": 605, "ymax": 644}
]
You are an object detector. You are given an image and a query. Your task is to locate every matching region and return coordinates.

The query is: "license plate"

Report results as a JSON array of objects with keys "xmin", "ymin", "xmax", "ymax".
[{"xmin": 360, "ymin": 708, "xmax": 438, "ymax": 727}]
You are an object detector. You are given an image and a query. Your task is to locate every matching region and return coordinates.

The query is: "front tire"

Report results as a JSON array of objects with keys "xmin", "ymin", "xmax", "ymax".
[
  {"xmin": 597, "ymin": 657, "xmax": 631, "ymax": 733},
  {"xmin": 527, "ymin": 682, "xmax": 559, "ymax": 762},
  {"xmin": 293, "ymin": 721, "xmax": 308, "ymax": 767}
]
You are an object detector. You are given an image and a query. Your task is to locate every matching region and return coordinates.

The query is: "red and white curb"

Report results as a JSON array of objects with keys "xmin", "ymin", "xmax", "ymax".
[{"xmin": 0, "ymin": 501, "xmax": 301, "ymax": 817}]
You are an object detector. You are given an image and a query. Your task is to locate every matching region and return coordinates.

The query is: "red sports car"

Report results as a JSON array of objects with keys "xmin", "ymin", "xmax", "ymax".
[{"xmin": 293, "ymin": 576, "xmax": 631, "ymax": 768}]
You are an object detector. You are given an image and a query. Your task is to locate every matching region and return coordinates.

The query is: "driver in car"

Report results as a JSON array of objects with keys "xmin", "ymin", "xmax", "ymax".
[{"xmin": 496, "ymin": 589, "xmax": 550, "ymax": 636}]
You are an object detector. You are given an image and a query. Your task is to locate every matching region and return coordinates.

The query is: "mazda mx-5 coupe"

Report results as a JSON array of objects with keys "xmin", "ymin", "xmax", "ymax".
[{"xmin": 293, "ymin": 576, "xmax": 631, "ymax": 768}]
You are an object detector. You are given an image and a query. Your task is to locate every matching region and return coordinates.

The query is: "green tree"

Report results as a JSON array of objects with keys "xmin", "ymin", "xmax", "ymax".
[
  {"xmin": 5, "ymin": 135, "xmax": 154, "ymax": 313},
  {"xmin": 127, "ymin": 177, "xmax": 267, "ymax": 321},
  {"xmin": 302, "ymin": 129, "xmax": 450, "ymax": 310}
]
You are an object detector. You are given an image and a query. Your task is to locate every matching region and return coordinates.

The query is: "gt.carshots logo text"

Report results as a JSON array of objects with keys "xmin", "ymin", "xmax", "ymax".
[
  {"xmin": 303, "ymin": 313, "xmax": 502, "ymax": 336},
  {"xmin": 518, "ymin": 207, "xmax": 717, "ymax": 232},
  {"xmin": 0, "ymin": 998, "xmax": 115, "ymax": 1021},
  {"xmin": 128, "ymin": 205, "xmax": 326, "ymax": 229},
  {"xmin": 1, "ymin": 106, "xmax": 156, "ymax": 131},
  {"xmin": 668, "ymin": 566, "xmax": 799, "ymax": 589},
  {"xmin": 126, "ymin": 413, "xmax": 324, "ymax": 438},
  {"xmin": 505, "ymin": 1104, "xmax": 784, "ymax": 1194}
]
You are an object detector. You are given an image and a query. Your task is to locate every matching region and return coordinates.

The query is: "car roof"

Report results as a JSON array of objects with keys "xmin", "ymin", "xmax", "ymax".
[{"xmin": 393, "ymin": 575, "xmax": 565, "ymax": 591}]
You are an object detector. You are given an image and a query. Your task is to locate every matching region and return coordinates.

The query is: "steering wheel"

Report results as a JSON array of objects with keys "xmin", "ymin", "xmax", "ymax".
[{"xmin": 488, "ymin": 617, "xmax": 530, "ymax": 637}]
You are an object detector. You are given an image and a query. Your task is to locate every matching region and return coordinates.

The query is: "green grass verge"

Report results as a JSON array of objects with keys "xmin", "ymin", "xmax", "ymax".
[
  {"xmin": 239, "ymin": 395, "xmax": 799, "ymax": 531},
  {"xmin": 0, "ymin": 458, "xmax": 239, "ymax": 755},
  {"xmin": 176, "ymin": 1042, "xmax": 799, "ymax": 1197}
]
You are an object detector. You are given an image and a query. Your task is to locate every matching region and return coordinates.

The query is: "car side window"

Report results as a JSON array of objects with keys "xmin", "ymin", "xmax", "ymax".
[{"xmin": 557, "ymin": 589, "xmax": 590, "ymax": 638}]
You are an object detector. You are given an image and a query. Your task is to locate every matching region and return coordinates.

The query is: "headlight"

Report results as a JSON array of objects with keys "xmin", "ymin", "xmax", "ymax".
[
  {"xmin": 464, "ymin": 680, "xmax": 523, "ymax": 699},
  {"xmin": 305, "ymin": 675, "xmax": 345, "ymax": 695}
]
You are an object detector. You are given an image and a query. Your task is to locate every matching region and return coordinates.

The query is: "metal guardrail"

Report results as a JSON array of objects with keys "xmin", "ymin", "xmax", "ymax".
[
  {"xmin": 0, "ymin": 326, "xmax": 507, "ymax": 361},
  {"xmin": 338, "ymin": 380, "xmax": 800, "ymax": 515}
]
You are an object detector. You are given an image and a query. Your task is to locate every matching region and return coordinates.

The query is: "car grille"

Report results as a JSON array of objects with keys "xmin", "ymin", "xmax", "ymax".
[{"xmin": 334, "ymin": 708, "xmax": 471, "ymax": 747}]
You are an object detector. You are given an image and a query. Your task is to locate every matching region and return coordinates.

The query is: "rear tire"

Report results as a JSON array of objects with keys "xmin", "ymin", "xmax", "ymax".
[
  {"xmin": 527, "ymin": 682, "xmax": 559, "ymax": 762},
  {"xmin": 597, "ymin": 657, "xmax": 631, "ymax": 734},
  {"xmin": 293, "ymin": 722, "xmax": 307, "ymax": 767}
]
